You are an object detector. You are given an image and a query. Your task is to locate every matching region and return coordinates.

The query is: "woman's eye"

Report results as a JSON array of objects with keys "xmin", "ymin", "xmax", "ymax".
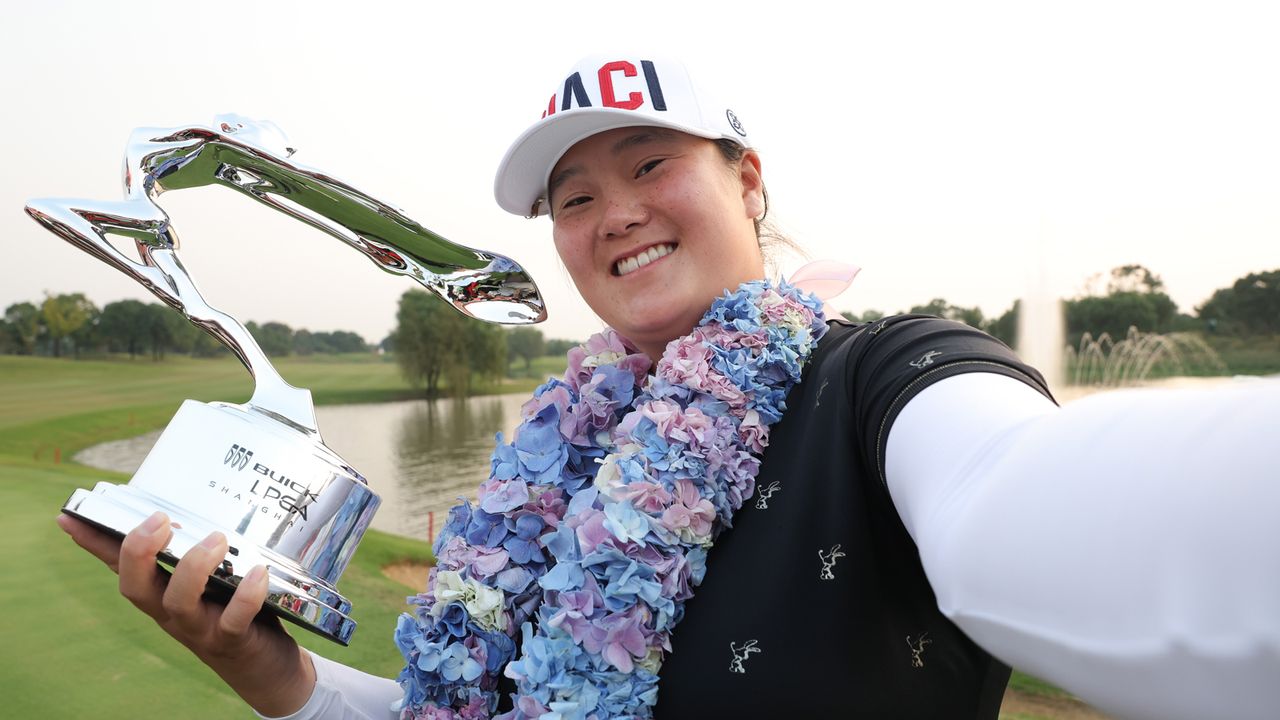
[
  {"xmin": 636, "ymin": 159, "xmax": 664, "ymax": 178},
  {"xmin": 560, "ymin": 195, "xmax": 590, "ymax": 211}
]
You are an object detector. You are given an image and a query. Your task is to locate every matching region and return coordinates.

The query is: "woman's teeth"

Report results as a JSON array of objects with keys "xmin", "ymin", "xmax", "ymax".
[{"xmin": 615, "ymin": 243, "xmax": 675, "ymax": 276}]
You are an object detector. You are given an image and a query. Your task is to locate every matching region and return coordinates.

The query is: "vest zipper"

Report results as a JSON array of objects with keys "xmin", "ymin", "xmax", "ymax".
[{"xmin": 875, "ymin": 360, "xmax": 1022, "ymax": 490}]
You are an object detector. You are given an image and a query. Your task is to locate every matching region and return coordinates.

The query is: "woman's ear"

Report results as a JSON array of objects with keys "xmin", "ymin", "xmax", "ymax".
[{"xmin": 738, "ymin": 149, "xmax": 765, "ymax": 219}]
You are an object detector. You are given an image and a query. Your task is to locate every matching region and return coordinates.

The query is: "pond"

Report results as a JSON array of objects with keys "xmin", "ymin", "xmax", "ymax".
[{"xmin": 73, "ymin": 393, "xmax": 532, "ymax": 543}]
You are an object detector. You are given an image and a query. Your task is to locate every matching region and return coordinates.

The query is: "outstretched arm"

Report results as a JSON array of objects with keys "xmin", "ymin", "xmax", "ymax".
[
  {"xmin": 886, "ymin": 373, "xmax": 1280, "ymax": 720},
  {"xmin": 253, "ymin": 651, "xmax": 401, "ymax": 720}
]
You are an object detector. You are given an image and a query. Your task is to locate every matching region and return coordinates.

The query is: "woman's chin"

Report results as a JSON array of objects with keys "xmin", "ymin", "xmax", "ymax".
[{"xmin": 608, "ymin": 302, "xmax": 704, "ymax": 350}]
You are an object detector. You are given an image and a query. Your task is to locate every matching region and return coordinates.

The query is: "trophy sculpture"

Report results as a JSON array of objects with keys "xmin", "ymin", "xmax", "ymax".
[{"xmin": 25, "ymin": 114, "xmax": 546, "ymax": 645}]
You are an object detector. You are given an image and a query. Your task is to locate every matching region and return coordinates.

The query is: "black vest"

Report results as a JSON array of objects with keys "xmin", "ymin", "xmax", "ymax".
[{"xmin": 655, "ymin": 317, "xmax": 1051, "ymax": 718}]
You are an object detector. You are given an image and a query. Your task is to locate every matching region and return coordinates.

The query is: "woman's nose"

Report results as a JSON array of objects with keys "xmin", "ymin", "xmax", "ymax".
[{"xmin": 598, "ymin": 191, "xmax": 648, "ymax": 239}]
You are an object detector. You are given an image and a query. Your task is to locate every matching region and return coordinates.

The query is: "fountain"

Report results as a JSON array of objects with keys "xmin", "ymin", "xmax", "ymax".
[{"xmin": 1064, "ymin": 327, "xmax": 1228, "ymax": 388}]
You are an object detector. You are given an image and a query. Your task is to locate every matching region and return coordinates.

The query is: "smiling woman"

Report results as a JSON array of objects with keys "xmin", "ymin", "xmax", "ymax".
[
  {"xmin": 545, "ymin": 127, "xmax": 765, "ymax": 359},
  {"xmin": 57, "ymin": 53, "xmax": 1280, "ymax": 720}
]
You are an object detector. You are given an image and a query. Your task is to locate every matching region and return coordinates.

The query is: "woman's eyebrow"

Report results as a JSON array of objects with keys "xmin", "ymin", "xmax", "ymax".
[
  {"xmin": 550, "ymin": 130, "xmax": 677, "ymax": 198},
  {"xmin": 610, "ymin": 129, "xmax": 676, "ymax": 155},
  {"xmin": 549, "ymin": 166, "xmax": 580, "ymax": 198}
]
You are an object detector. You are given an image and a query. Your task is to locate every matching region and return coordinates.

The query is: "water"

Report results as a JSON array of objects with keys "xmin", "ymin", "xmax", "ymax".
[
  {"xmin": 73, "ymin": 393, "xmax": 532, "ymax": 543},
  {"xmin": 1065, "ymin": 328, "xmax": 1228, "ymax": 387}
]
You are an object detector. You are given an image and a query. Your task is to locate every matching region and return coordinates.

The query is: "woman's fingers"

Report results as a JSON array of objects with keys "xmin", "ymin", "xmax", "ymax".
[
  {"xmin": 162, "ymin": 531, "xmax": 228, "ymax": 637},
  {"xmin": 56, "ymin": 513, "xmax": 124, "ymax": 573},
  {"xmin": 218, "ymin": 565, "xmax": 270, "ymax": 640},
  {"xmin": 117, "ymin": 511, "xmax": 175, "ymax": 619}
]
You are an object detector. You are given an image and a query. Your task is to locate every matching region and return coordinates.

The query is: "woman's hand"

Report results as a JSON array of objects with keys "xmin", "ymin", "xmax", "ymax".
[{"xmin": 57, "ymin": 511, "xmax": 317, "ymax": 718}]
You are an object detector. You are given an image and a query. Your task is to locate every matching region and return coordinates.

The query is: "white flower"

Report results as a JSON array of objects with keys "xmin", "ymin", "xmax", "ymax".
[{"xmin": 430, "ymin": 570, "xmax": 506, "ymax": 632}]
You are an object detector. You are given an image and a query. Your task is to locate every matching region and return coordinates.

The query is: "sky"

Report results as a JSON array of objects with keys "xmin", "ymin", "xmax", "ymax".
[{"xmin": 3, "ymin": 0, "xmax": 1278, "ymax": 348}]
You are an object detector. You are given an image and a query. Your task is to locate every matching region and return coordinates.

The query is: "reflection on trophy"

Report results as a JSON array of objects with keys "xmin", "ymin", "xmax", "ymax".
[{"xmin": 24, "ymin": 114, "xmax": 546, "ymax": 644}]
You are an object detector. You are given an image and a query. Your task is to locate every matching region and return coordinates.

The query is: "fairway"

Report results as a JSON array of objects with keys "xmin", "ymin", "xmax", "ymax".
[{"xmin": 0, "ymin": 355, "xmax": 442, "ymax": 718}]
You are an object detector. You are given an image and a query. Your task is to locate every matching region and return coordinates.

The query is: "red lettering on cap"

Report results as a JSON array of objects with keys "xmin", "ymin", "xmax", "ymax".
[
  {"xmin": 599, "ymin": 61, "xmax": 643, "ymax": 110},
  {"xmin": 542, "ymin": 94, "xmax": 557, "ymax": 119}
]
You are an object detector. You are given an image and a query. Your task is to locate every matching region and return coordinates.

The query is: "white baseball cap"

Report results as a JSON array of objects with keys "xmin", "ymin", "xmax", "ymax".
[{"xmin": 494, "ymin": 54, "xmax": 752, "ymax": 217}]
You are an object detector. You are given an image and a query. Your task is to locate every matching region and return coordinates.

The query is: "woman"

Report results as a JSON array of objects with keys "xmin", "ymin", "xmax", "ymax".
[{"xmin": 60, "ymin": 55, "xmax": 1280, "ymax": 719}]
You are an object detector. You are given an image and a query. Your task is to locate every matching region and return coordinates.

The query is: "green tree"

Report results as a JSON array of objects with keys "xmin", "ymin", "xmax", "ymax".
[
  {"xmin": 1196, "ymin": 269, "xmax": 1280, "ymax": 336},
  {"xmin": 507, "ymin": 326, "xmax": 545, "ymax": 372},
  {"xmin": 452, "ymin": 320, "xmax": 506, "ymax": 395},
  {"xmin": 985, "ymin": 301, "xmax": 1020, "ymax": 347},
  {"xmin": 6, "ymin": 302, "xmax": 43, "ymax": 355},
  {"xmin": 394, "ymin": 290, "xmax": 458, "ymax": 396},
  {"xmin": 544, "ymin": 338, "xmax": 577, "ymax": 357},
  {"xmin": 161, "ymin": 307, "xmax": 200, "ymax": 355},
  {"xmin": 41, "ymin": 293, "xmax": 96, "ymax": 358},
  {"xmin": 908, "ymin": 298, "xmax": 984, "ymax": 329},
  {"xmin": 98, "ymin": 300, "xmax": 149, "ymax": 357},
  {"xmin": 248, "ymin": 321, "xmax": 293, "ymax": 357},
  {"xmin": 1064, "ymin": 265, "xmax": 1178, "ymax": 339},
  {"xmin": 141, "ymin": 304, "xmax": 177, "ymax": 360},
  {"xmin": 326, "ymin": 331, "xmax": 369, "ymax": 353},
  {"xmin": 394, "ymin": 290, "xmax": 506, "ymax": 397},
  {"xmin": 293, "ymin": 329, "xmax": 316, "ymax": 355},
  {"xmin": 1107, "ymin": 264, "xmax": 1165, "ymax": 295}
]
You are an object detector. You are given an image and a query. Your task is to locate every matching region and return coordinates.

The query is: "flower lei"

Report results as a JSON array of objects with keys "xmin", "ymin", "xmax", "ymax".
[{"xmin": 394, "ymin": 279, "xmax": 827, "ymax": 719}]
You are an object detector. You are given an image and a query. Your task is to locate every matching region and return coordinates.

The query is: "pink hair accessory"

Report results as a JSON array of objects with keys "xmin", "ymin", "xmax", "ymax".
[{"xmin": 789, "ymin": 260, "xmax": 861, "ymax": 318}]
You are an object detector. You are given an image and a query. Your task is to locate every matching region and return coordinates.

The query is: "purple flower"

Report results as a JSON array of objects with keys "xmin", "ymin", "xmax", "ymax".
[
  {"xmin": 579, "ymin": 365, "xmax": 638, "ymax": 430},
  {"xmin": 495, "ymin": 566, "xmax": 535, "ymax": 594},
  {"xmin": 580, "ymin": 609, "xmax": 648, "ymax": 673},
  {"xmin": 419, "ymin": 639, "xmax": 483, "ymax": 683},
  {"xmin": 436, "ymin": 536, "xmax": 476, "ymax": 572},
  {"xmin": 480, "ymin": 478, "xmax": 530, "ymax": 514},
  {"xmin": 434, "ymin": 501, "xmax": 473, "ymax": 555},
  {"xmin": 464, "ymin": 508, "xmax": 507, "ymax": 549},
  {"xmin": 514, "ymin": 404, "xmax": 570, "ymax": 484},
  {"xmin": 467, "ymin": 546, "xmax": 510, "ymax": 578},
  {"xmin": 503, "ymin": 511, "xmax": 546, "ymax": 564},
  {"xmin": 490, "ymin": 434, "xmax": 519, "ymax": 481}
]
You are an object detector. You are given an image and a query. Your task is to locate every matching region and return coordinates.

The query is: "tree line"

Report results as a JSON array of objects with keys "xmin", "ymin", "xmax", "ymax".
[
  {"xmin": 843, "ymin": 265, "xmax": 1280, "ymax": 347},
  {"xmin": 389, "ymin": 290, "xmax": 585, "ymax": 397},
  {"xmin": 1, "ymin": 295, "xmax": 370, "ymax": 359},
  {"xmin": 10, "ymin": 266, "xmax": 1272, "ymax": 394}
]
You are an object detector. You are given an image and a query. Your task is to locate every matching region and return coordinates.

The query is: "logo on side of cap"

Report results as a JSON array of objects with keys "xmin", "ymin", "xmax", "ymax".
[
  {"xmin": 726, "ymin": 109, "xmax": 746, "ymax": 137},
  {"xmin": 541, "ymin": 59, "xmax": 668, "ymax": 119}
]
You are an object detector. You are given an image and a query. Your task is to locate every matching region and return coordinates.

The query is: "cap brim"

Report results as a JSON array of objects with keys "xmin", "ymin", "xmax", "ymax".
[{"xmin": 494, "ymin": 108, "xmax": 723, "ymax": 216}]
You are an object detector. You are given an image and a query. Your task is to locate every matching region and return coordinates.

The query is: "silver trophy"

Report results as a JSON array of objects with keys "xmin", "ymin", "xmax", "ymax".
[{"xmin": 25, "ymin": 114, "xmax": 546, "ymax": 645}]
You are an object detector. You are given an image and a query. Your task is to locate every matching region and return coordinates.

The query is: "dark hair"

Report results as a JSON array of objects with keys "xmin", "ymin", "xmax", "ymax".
[{"xmin": 713, "ymin": 138, "xmax": 805, "ymax": 270}]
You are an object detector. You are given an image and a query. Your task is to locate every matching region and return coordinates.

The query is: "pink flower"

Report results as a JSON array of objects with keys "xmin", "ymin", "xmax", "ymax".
[
  {"xmin": 737, "ymin": 409, "xmax": 770, "ymax": 454},
  {"xmin": 468, "ymin": 546, "xmax": 511, "ymax": 578},
  {"xmin": 573, "ymin": 508, "xmax": 611, "ymax": 554},
  {"xmin": 658, "ymin": 334, "xmax": 748, "ymax": 409},
  {"xmin": 546, "ymin": 588, "xmax": 600, "ymax": 643},
  {"xmin": 436, "ymin": 536, "xmax": 476, "ymax": 572},
  {"xmin": 521, "ymin": 382, "xmax": 574, "ymax": 424},
  {"xmin": 660, "ymin": 480, "xmax": 716, "ymax": 544},
  {"xmin": 523, "ymin": 489, "xmax": 567, "ymax": 526},
  {"xmin": 581, "ymin": 609, "xmax": 649, "ymax": 673},
  {"xmin": 613, "ymin": 481, "xmax": 674, "ymax": 514},
  {"xmin": 566, "ymin": 329, "xmax": 644, "ymax": 391}
]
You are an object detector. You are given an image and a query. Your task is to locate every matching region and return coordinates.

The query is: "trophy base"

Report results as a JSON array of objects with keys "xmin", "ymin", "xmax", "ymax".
[{"xmin": 64, "ymin": 483, "xmax": 359, "ymax": 646}]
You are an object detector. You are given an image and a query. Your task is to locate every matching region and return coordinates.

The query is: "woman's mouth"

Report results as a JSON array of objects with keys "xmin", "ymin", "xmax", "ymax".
[{"xmin": 614, "ymin": 242, "xmax": 677, "ymax": 276}]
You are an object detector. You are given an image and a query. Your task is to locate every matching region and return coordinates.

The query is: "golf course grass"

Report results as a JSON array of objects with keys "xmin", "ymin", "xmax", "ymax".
[{"xmin": 0, "ymin": 354, "xmax": 541, "ymax": 718}]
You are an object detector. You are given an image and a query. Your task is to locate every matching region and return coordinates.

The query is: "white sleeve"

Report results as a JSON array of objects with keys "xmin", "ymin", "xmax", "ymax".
[
  {"xmin": 885, "ymin": 372, "xmax": 1280, "ymax": 720},
  {"xmin": 255, "ymin": 650, "xmax": 403, "ymax": 720}
]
